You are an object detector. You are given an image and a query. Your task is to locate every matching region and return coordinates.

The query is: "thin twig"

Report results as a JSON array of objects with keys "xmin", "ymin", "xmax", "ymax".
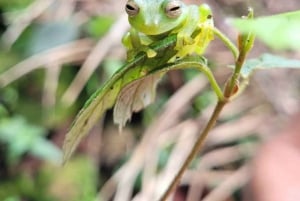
[
  {"xmin": 213, "ymin": 27, "xmax": 239, "ymax": 60},
  {"xmin": 1, "ymin": 0, "xmax": 55, "ymax": 47},
  {"xmin": 159, "ymin": 100, "xmax": 227, "ymax": 201},
  {"xmin": 42, "ymin": 63, "xmax": 61, "ymax": 109},
  {"xmin": 0, "ymin": 39, "xmax": 93, "ymax": 87},
  {"xmin": 97, "ymin": 75, "xmax": 208, "ymax": 201},
  {"xmin": 207, "ymin": 113, "xmax": 269, "ymax": 146},
  {"xmin": 202, "ymin": 165, "xmax": 249, "ymax": 201},
  {"xmin": 153, "ymin": 121, "xmax": 200, "ymax": 201}
]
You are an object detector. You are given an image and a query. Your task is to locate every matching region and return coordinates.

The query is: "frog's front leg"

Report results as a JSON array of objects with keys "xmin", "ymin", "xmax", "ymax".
[
  {"xmin": 122, "ymin": 28, "xmax": 157, "ymax": 61},
  {"xmin": 174, "ymin": 4, "xmax": 213, "ymax": 58},
  {"xmin": 174, "ymin": 5, "xmax": 200, "ymax": 53}
]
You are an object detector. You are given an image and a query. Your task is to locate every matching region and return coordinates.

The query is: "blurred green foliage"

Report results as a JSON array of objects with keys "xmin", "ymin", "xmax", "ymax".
[
  {"xmin": 232, "ymin": 10, "xmax": 300, "ymax": 50},
  {"xmin": 0, "ymin": 0, "xmax": 33, "ymax": 11},
  {"xmin": 40, "ymin": 157, "xmax": 98, "ymax": 201},
  {"xmin": 85, "ymin": 16, "xmax": 115, "ymax": 38},
  {"xmin": 241, "ymin": 53, "xmax": 300, "ymax": 78},
  {"xmin": 0, "ymin": 157, "xmax": 97, "ymax": 201},
  {"xmin": 0, "ymin": 115, "xmax": 62, "ymax": 164},
  {"xmin": 0, "ymin": 0, "xmax": 115, "ymax": 200}
]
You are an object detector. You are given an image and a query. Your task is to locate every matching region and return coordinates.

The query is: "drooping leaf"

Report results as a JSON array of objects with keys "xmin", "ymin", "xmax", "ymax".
[
  {"xmin": 62, "ymin": 54, "xmax": 209, "ymax": 163},
  {"xmin": 231, "ymin": 10, "xmax": 300, "ymax": 50},
  {"xmin": 241, "ymin": 53, "xmax": 300, "ymax": 78},
  {"xmin": 112, "ymin": 55, "xmax": 210, "ymax": 129},
  {"xmin": 62, "ymin": 35, "xmax": 178, "ymax": 163},
  {"xmin": 113, "ymin": 73, "xmax": 162, "ymax": 131}
]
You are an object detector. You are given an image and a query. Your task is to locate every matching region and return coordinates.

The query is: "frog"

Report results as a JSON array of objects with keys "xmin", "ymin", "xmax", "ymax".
[
  {"xmin": 62, "ymin": 0, "xmax": 215, "ymax": 163},
  {"xmin": 122, "ymin": 0, "xmax": 214, "ymax": 61}
]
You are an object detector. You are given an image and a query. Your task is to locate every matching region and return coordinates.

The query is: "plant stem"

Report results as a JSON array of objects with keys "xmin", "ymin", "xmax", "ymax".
[
  {"xmin": 196, "ymin": 64, "xmax": 225, "ymax": 101},
  {"xmin": 226, "ymin": 50, "xmax": 246, "ymax": 97},
  {"xmin": 213, "ymin": 27, "xmax": 239, "ymax": 60},
  {"xmin": 157, "ymin": 59, "xmax": 225, "ymax": 101},
  {"xmin": 159, "ymin": 100, "xmax": 227, "ymax": 201},
  {"xmin": 159, "ymin": 14, "xmax": 254, "ymax": 200},
  {"xmin": 226, "ymin": 32, "xmax": 254, "ymax": 97}
]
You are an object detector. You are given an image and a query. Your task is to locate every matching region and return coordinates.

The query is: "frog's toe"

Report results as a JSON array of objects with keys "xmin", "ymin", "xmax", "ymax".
[
  {"xmin": 146, "ymin": 48, "xmax": 157, "ymax": 58},
  {"xmin": 176, "ymin": 35, "xmax": 194, "ymax": 48}
]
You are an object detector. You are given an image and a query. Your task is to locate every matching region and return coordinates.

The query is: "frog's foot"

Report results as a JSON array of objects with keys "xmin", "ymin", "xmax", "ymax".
[
  {"xmin": 126, "ymin": 50, "xmax": 136, "ymax": 62},
  {"xmin": 172, "ymin": 33, "xmax": 196, "ymax": 59},
  {"xmin": 127, "ymin": 46, "xmax": 157, "ymax": 61},
  {"xmin": 140, "ymin": 46, "xmax": 157, "ymax": 58},
  {"xmin": 175, "ymin": 34, "xmax": 194, "ymax": 51}
]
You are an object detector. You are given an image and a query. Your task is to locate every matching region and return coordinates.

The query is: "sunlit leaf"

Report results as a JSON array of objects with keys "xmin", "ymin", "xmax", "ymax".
[
  {"xmin": 63, "ymin": 29, "xmax": 212, "ymax": 163},
  {"xmin": 232, "ymin": 10, "xmax": 300, "ymax": 50},
  {"xmin": 241, "ymin": 53, "xmax": 300, "ymax": 78},
  {"xmin": 62, "ymin": 35, "xmax": 178, "ymax": 163}
]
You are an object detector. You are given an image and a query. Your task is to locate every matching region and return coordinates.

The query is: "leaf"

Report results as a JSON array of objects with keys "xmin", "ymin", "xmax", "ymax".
[
  {"xmin": 0, "ymin": 116, "xmax": 62, "ymax": 164},
  {"xmin": 113, "ymin": 73, "xmax": 162, "ymax": 131},
  {"xmin": 241, "ymin": 53, "xmax": 300, "ymax": 78},
  {"xmin": 231, "ymin": 10, "xmax": 300, "ymax": 50},
  {"xmin": 112, "ymin": 55, "xmax": 208, "ymax": 131},
  {"xmin": 62, "ymin": 35, "xmax": 178, "ymax": 163}
]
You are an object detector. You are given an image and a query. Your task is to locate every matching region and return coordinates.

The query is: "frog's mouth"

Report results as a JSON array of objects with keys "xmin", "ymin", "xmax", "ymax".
[
  {"xmin": 138, "ymin": 26, "xmax": 171, "ymax": 35},
  {"xmin": 132, "ymin": 20, "xmax": 179, "ymax": 36}
]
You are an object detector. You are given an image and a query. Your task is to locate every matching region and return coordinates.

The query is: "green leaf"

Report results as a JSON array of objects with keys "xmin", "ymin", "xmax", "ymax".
[
  {"xmin": 62, "ymin": 32, "xmax": 213, "ymax": 163},
  {"xmin": 62, "ymin": 35, "xmax": 178, "ymax": 163},
  {"xmin": 112, "ymin": 55, "xmax": 209, "ymax": 130},
  {"xmin": 0, "ymin": 0, "xmax": 33, "ymax": 11},
  {"xmin": 232, "ymin": 10, "xmax": 300, "ymax": 50},
  {"xmin": 241, "ymin": 53, "xmax": 300, "ymax": 78}
]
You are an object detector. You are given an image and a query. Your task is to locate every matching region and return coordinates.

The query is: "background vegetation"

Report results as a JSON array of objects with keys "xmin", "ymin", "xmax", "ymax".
[{"xmin": 0, "ymin": 0, "xmax": 299, "ymax": 201}]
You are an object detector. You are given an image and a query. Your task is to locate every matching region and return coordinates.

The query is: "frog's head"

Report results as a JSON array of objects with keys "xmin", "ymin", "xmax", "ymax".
[{"xmin": 125, "ymin": 0, "xmax": 188, "ymax": 35}]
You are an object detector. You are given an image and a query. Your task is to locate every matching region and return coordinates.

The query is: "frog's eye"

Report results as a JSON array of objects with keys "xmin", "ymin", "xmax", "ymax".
[
  {"xmin": 125, "ymin": 1, "xmax": 139, "ymax": 17},
  {"xmin": 165, "ymin": 0, "xmax": 182, "ymax": 18}
]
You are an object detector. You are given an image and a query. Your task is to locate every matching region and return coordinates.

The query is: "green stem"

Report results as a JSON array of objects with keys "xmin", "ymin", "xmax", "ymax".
[
  {"xmin": 159, "ymin": 100, "xmax": 227, "ymax": 201},
  {"xmin": 157, "ymin": 59, "xmax": 224, "ymax": 101},
  {"xmin": 152, "ymin": 58, "xmax": 227, "ymax": 201},
  {"xmin": 158, "ymin": 19, "xmax": 254, "ymax": 200},
  {"xmin": 230, "ymin": 78, "xmax": 249, "ymax": 100},
  {"xmin": 227, "ymin": 50, "xmax": 246, "ymax": 96},
  {"xmin": 195, "ymin": 64, "xmax": 224, "ymax": 101},
  {"xmin": 226, "ymin": 32, "xmax": 254, "ymax": 98},
  {"xmin": 226, "ymin": 8, "xmax": 255, "ymax": 96},
  {"xmin": 213, "ymin": 27, "xmax": 239, "ymax": 60}
]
